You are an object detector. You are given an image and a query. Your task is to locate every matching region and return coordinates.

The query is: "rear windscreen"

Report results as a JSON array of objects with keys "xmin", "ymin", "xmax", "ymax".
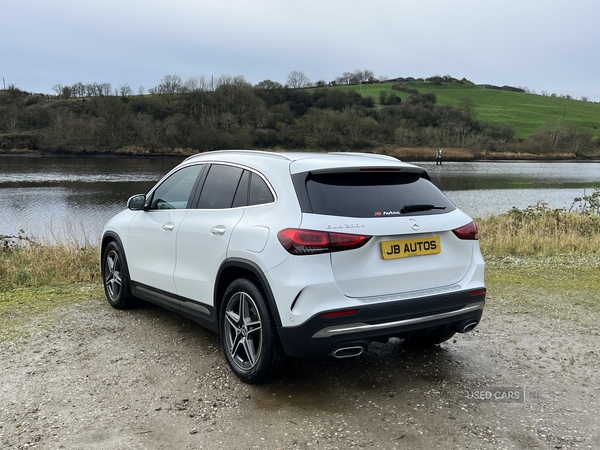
[{"xmin": 304, "ymin": 171, "xmax": 456, "ymax": 218}]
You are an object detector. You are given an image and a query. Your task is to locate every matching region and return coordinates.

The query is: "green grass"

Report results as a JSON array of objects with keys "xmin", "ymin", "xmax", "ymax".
[
  {"xmin": 485, "ymin": 255, "xmax": 600, "ymax": 325},
  {"xmin": 335, "ymin": 82, "xmax": 600, "ymax": 139},
  {"xmin": 0, "ymin": 240, "xmax": 102, "ymax": 342},
  {"xmin": 0, "ymin": 284, "xmax": 102, "ymax": 342}
]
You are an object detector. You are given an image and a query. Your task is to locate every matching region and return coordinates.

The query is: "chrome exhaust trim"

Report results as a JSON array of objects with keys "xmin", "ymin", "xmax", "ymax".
[
  {"xmin": 459, "ymin": 321, "xmax": 479, "ymax": 333},
  {"xmin": 331, "ymin": 346, "xmax": 364, "ymax": 359}
]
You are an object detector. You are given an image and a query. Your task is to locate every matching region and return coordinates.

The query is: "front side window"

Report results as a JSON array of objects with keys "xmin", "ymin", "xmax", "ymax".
[{"xmin": 150, "ymin": 164, "xmax": 203, "ymax": 210}]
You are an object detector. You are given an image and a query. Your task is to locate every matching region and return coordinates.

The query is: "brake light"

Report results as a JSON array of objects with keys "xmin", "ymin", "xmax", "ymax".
[
  {"xmin": 277, "ymin": 229, "xmax": 372, "ymax": 255},
  {"xmin": 452, "ymin": 221, "xmax": 479, "ymax": 240}
]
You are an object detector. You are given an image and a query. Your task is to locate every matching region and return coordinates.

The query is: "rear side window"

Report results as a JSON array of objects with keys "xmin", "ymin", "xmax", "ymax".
[
  {"xmin": 249, "ymin": 173, "xmax": 274, "ymax": 206},
  {"xmin": 304, "ymin": 172, "xmax": 456, "ymax": 218},
  {"xmin": 198, "ymin": 164, "xmax": 244, "ymax": 209}
]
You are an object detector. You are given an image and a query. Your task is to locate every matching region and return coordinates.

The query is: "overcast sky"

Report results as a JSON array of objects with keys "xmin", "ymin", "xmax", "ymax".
[{"xmin": 2, "ymin": 0, "xmax": 599, "ymax": 101}]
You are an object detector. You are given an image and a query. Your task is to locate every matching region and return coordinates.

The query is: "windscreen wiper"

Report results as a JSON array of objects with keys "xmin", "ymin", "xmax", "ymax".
[{"xmin": 401, "ymin": 204, "xmax": 447, "ymax": 213}]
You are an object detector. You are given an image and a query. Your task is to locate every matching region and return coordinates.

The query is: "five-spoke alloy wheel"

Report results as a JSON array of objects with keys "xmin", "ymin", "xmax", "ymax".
[
  {"xmin": 220, "ymin": 278, "xmax": 284, "ymax": 384},
  {"xmin": 102, "ymin": 241, "xmax": 134, "ymax": 309}
]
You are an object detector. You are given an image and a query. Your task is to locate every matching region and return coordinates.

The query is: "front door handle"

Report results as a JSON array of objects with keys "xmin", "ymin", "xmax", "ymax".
[
  {"xmin": 162, "ymin": 222, "xmax": 175, "ymax": 232},
  {"xmin": 210, "ymin": 225, "xmax": 226, "ymax": 236}
]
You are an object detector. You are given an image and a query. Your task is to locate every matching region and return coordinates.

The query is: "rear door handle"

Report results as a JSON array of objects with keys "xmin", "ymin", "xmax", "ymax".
[
  {"xmin": 210, "ymin": 225, "xmax": 226, "ymax": 236},
  {"xmin": 162, "ymin": 222, "xmax": 175, "ymax": 232}
]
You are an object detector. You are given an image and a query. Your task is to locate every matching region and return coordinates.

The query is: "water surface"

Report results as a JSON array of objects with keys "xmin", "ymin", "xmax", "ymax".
[{"xmin": 1, "ymin": 155, "xmax": 598, "ymax": 243}]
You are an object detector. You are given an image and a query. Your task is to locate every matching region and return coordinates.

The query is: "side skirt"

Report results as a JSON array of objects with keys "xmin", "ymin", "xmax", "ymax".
[{"xmin": 131, "ymin": 282, "xmax": 219, "ymax": 333}]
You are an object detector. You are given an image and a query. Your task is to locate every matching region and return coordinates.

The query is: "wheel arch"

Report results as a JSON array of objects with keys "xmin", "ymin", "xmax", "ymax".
[
  {"xmin": 100, "ymin": 232, "xmax": 130, "ymax": 281},
  {"xmin": 215, "ymin": 258, "xmax": 282, "ymax": 331},
  {"xmin": 101, "ymin": 231, "xmax": 125, "ymax": 258}
]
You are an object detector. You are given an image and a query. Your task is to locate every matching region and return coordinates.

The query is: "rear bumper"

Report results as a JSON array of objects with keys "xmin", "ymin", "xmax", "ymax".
[{"xmin": 277, "ymin": 288, "xmax": 485, "ymax": 357}]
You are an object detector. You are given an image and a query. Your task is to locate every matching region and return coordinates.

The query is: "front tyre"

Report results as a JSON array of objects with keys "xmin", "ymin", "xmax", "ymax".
[
  {"xmin": 220, "ymin": 278, "xmax": 284, "ymax": 384},
  {"xmin": 102, "ymin": 241, "xmax": 135, "ymax": 309}
]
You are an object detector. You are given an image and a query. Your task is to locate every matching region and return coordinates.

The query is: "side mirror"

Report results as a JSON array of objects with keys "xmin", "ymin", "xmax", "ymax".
[{"xmin": 127, "ymin": 194, "xmax": 147, "ymax": 211}]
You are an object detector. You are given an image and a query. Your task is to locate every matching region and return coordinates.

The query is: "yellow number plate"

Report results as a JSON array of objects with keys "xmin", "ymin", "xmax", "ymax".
[{"xmin": 380, "ymin": 236, "xmax": 441, "ymax": 260}]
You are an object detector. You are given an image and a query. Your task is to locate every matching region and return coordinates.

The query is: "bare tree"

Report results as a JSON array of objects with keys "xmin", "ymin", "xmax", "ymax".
[
  {"xmin": 286, "ymin": 70, "xmax": 311, "ymax": 89},
  {"xmin": 353, "ymin": 69, "xmax": 375, "ymax": 84},
  {"xmin": 335, "ymin": 72, "xmax": 353, "ymax": 85},
  {"xmin": 566, "ymin": 125, "xmax": 592, "ymax": 155},
  {"xmin": 100, "ymin": 83, "xmax": 112, "ymax": 96},
  {"xmin": 119, "ymin": 84, "xmax": 133, "ymax": 97},
  {"xmin": 0, "ymin": 107, "xmax": 19, "ymax": 132},
  {"xmin": 71, "ymin": 82, "xmax": 85, "ymax": 98},
  {"xmin": 540, "ymin": 120, "xmax": 566, "ymax": 149},
  {"xmin": 154, "ymin": 74, "xmax": 183, "ymax": 94},
  {"xmin": 459, "ymin": 96, "xmax": 477, "ymax": 121}
]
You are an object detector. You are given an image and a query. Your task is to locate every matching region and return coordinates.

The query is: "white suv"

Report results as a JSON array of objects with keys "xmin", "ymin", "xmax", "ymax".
[{"xmin": 101, "ymin": 151, "xmax": 485, "ymax": 383}]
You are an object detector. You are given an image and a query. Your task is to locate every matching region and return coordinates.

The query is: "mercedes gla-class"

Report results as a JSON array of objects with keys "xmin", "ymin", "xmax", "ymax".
[{"xmin": 101, "ymin": 151, "xmax": 486, "ymax": 383}]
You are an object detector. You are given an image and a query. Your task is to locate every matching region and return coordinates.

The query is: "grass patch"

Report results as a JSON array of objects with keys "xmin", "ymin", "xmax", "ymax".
[
  {"xmin": 0, "ymin": 238, "xmax": 102, "ymax": 342},
  {"xmin": 485, "ymin": 255, "xmax": 600, "ymax": 324},
  {"xmin": 0, "ymin": 239, "xmax": 100, "ymax": 290},
  {"xmin": 337, "ymin": 82, "xmax": 600, "ymax": 139},
  {"xmin": 478, "ymin": 201, "xmax": 600, "ymax": 256},
  {"xmin": 0, "ymin": 283, "xmax": 102, "ymax": 342}
]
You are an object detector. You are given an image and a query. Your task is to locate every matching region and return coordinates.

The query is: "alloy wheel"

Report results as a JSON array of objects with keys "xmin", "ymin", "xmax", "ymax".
[
  {"xmin": 104, "ymin": 249, "xmax": 122, "ymax": 302},
  {"xmin": 223, "ymin": 292, "xmax": 264, "ymax": 370}
]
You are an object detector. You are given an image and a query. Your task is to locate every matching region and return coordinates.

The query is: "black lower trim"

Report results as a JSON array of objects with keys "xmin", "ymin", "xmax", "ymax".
[
  {"xmin": 277, "ymin": 289, "xmax": 486, "ymax": 357},
  {"xmin": 130, "ymin": 281, "xmax": 218, "ymax": 333}
]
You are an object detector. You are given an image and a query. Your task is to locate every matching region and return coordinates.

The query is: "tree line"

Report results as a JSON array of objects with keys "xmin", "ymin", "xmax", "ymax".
[{"xmin": 0, "ymin": 72, "xmax": 597, "ymax": 156}]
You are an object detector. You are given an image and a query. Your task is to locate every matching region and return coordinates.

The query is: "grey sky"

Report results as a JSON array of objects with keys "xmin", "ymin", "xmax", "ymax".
[{"xmin": 2, "ymin": 0, "xmax": 599, "ymax": 100}]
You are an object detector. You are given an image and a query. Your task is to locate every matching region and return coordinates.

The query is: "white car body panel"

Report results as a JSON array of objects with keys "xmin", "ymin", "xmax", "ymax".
[
  {"xmin": 101, "ymin": 150, "xmax": 486, "ymax": 368},
  {"xmin": 126, "ymin": 209, "xmax": 189, "ymax": 293},
  {"xmin": 173, "ymin": 208, "xmax": 244, "ymax": 304}
]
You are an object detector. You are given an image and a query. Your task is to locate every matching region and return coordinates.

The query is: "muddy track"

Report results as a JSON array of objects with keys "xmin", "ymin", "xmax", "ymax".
[{"xmin": 1, "ymin": 292, "xmax": 599, "ymax": 449}]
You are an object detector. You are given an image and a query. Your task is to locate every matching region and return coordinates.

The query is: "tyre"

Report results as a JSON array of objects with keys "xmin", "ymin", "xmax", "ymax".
[
  {"xmin": 404, "ymin": 328, "xmax": 456, "ymax": 348},
  {"xmin": 219, "ymin": 278, "xmax": 284, "ymax": 384},
  {"xmin": 102, "ymin": 241, "xmax": 135, "ymax": 309}
]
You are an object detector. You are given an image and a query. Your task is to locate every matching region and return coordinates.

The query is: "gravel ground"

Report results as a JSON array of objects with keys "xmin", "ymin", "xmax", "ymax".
[{"xmin": 1, "ymin": 284, "xmax": 599, "ymax": 450}]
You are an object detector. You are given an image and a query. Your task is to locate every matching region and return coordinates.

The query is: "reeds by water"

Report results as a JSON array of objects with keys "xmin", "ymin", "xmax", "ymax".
[{"xmin": 2, "ymin": 197, "xmax": 599, "ymax": 290}]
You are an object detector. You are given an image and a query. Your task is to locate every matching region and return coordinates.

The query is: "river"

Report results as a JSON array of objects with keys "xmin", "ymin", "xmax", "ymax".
[{"xmin": 1, "ymin": 154, "xmax": 598, "ymax": 243}]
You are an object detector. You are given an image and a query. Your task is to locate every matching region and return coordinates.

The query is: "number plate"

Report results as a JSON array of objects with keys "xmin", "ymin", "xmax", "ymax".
[{"xmin": 380, "ymin": 237, "xmax": 441, "ymax": 260}]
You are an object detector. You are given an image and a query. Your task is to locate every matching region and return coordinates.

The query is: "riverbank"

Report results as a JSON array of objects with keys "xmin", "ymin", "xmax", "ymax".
[{"xmin": 1, "ymin": 146, "xmax": 598, "ymax": 161}]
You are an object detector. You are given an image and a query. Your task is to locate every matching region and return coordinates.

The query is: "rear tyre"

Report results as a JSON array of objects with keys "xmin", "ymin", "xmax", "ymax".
[
  {"xmin": 102, "ymin": 241, "xmax": 135, "ymax": 309},
  {"xmin": 220, "ymin": 278, "xmax": 284, "ymax": 384},
  {"xmin": 404, "ymin": 328, "xmax": 456, "ymax": 348}
]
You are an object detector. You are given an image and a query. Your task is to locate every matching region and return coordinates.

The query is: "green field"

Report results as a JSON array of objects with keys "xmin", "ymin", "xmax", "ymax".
[{"xmin": 335, "ymin": 82, "xmax": 600, "ymax": 139}]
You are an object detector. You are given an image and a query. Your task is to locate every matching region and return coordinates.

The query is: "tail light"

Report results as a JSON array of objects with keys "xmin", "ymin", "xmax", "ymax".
[
  {"xmin": 277, "ymin": 229, "xmax": 372, "ymax": 255},
  {"xmin": 452, "ymin": 221, "xmax": 479, "ymax": 240}
]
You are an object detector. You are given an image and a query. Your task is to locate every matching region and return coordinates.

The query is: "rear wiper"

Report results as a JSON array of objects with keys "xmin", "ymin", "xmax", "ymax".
[{"xmin": 401, "ymin": 204, "xmax": 447, "ymax": 213}]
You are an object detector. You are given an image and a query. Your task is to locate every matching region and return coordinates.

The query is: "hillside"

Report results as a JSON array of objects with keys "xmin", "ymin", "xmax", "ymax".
[
  {"xmin": 336, "ymin": 81, "xmax": 600, "ymax": 139},
  {"xmin": 1, "ymin": 76, "xmax": 599, "ymax": 157}
]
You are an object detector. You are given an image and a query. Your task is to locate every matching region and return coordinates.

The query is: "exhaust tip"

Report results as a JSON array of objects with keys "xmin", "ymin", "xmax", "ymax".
[
  {"xmin": 331, "ymin": 346, "xmax": 364, "ymax": 359},
  {"xmin": 460, "ymin": 321, "xmax": 479, "ymax": 333}
]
